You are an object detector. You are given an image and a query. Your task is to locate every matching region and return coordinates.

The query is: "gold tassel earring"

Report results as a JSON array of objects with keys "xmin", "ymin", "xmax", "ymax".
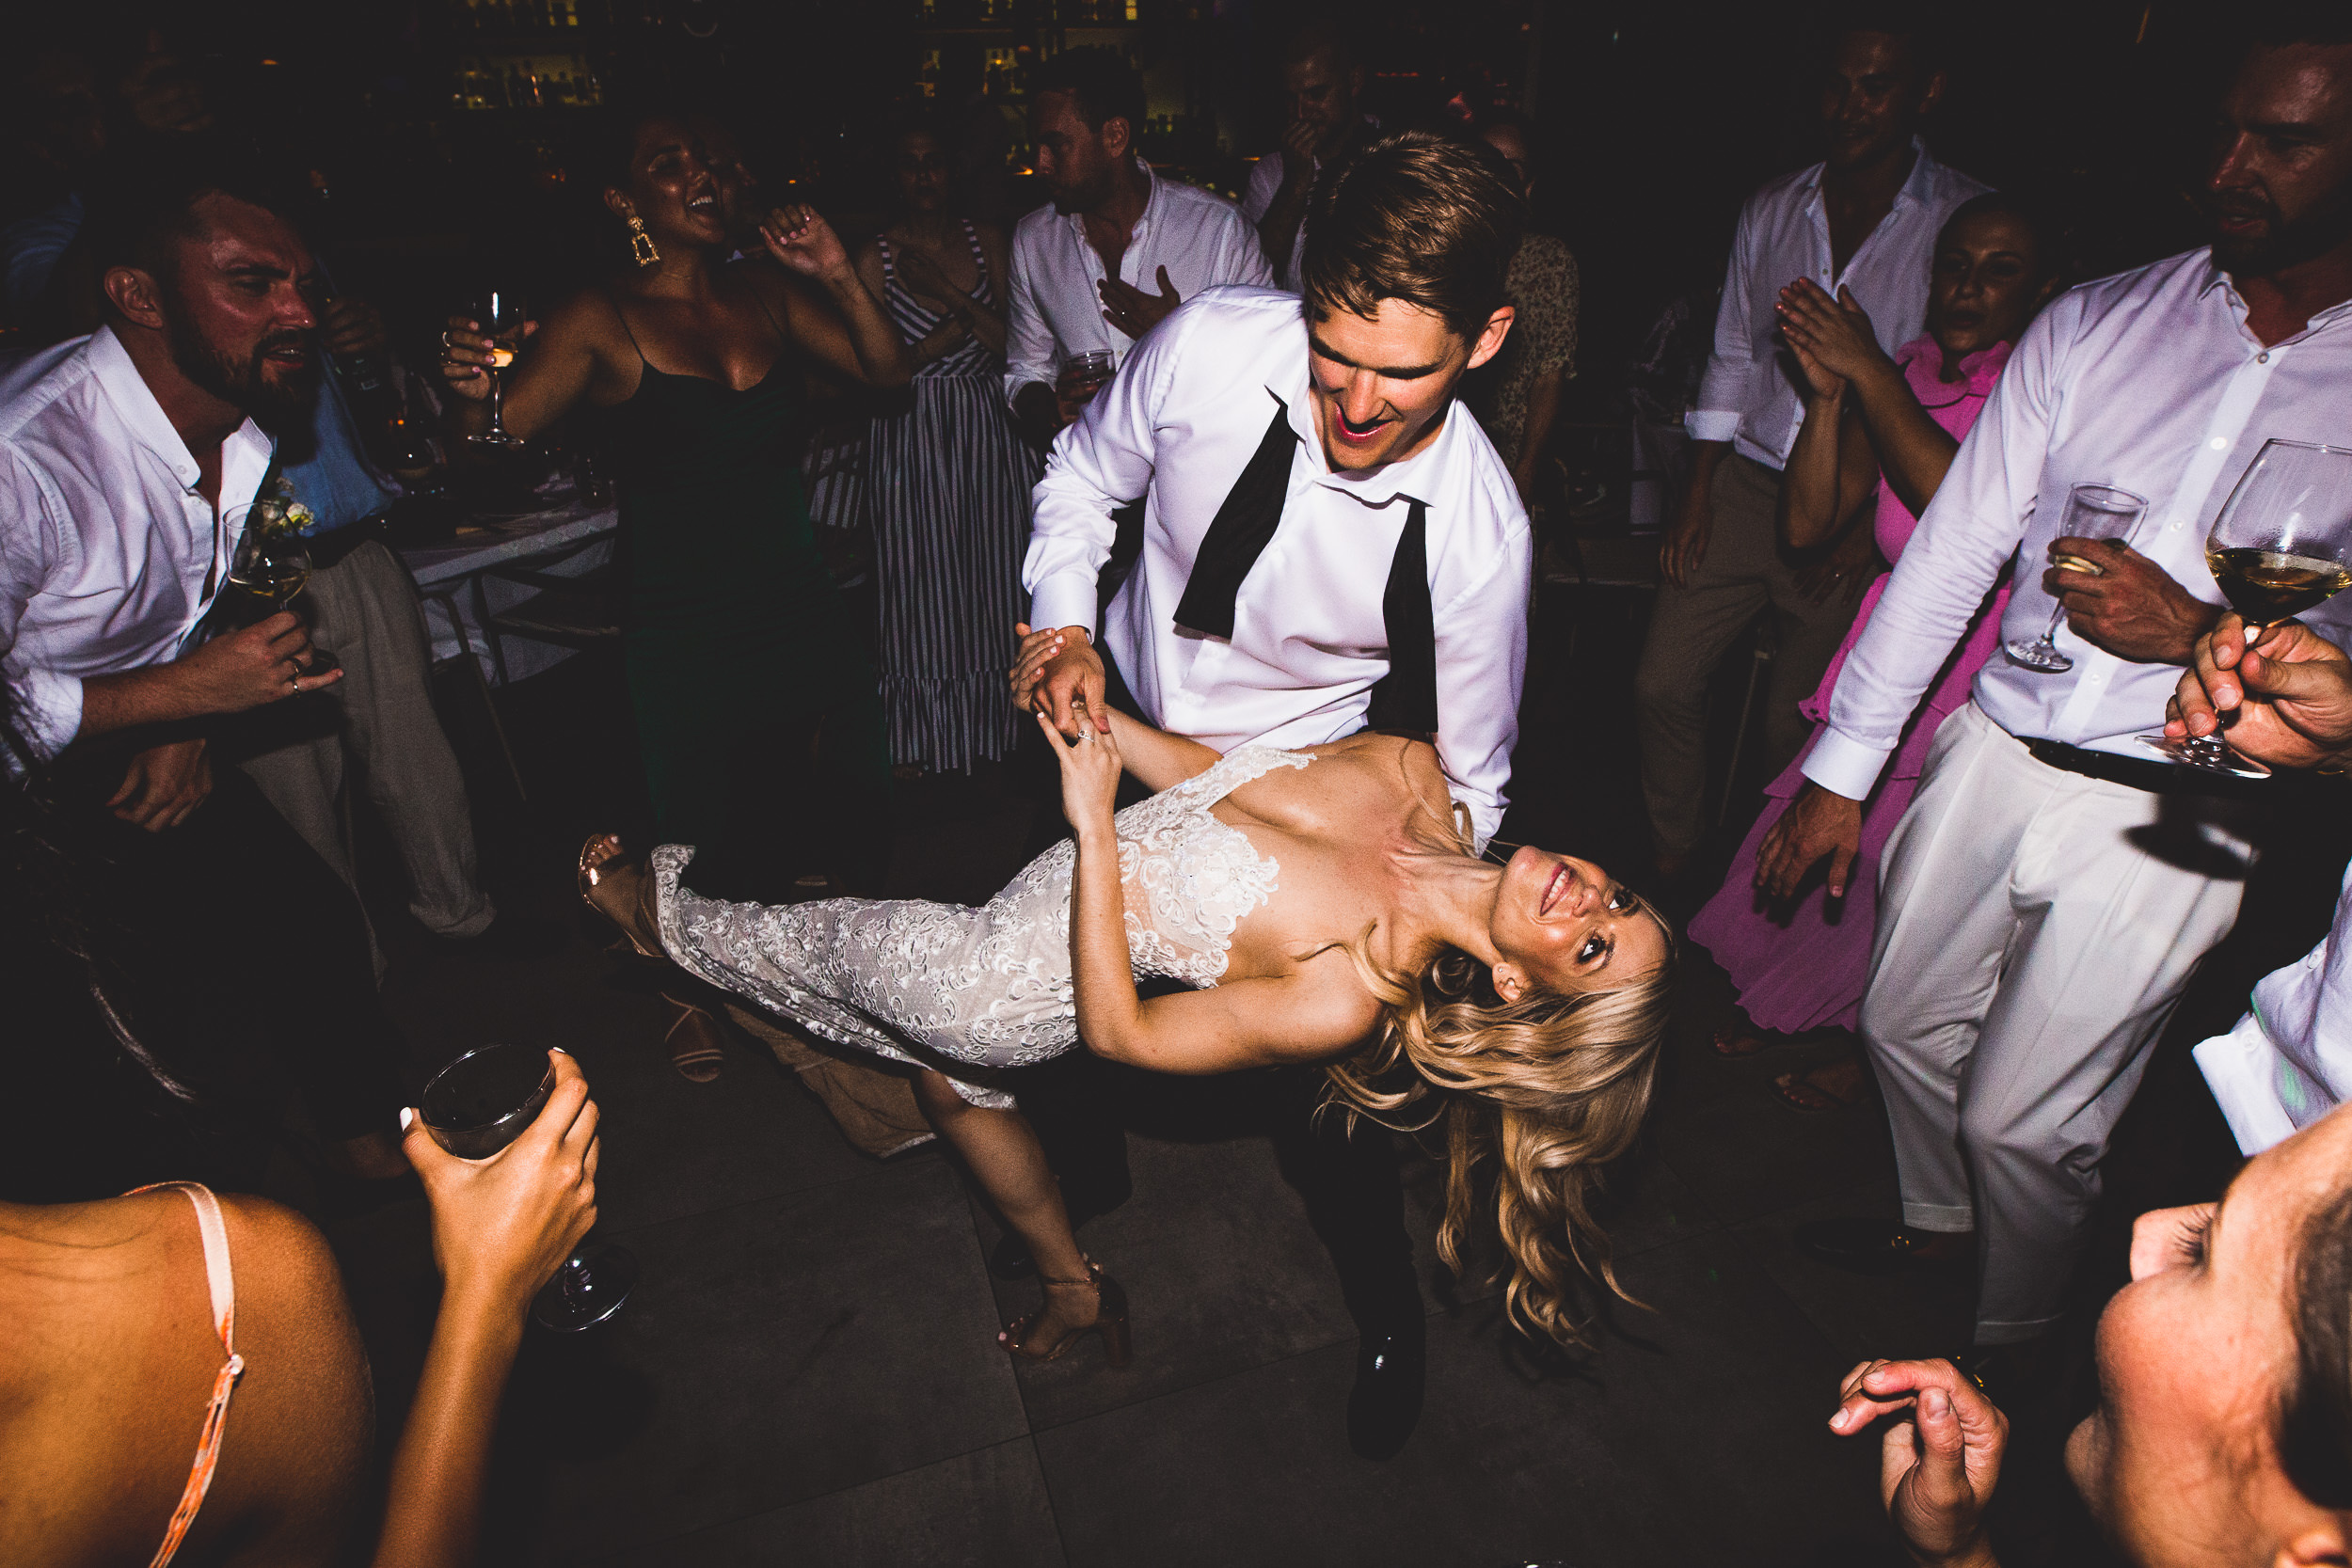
[{"xmin": 627, "ymin": 213, "xmax": 660, "ymax": 267}]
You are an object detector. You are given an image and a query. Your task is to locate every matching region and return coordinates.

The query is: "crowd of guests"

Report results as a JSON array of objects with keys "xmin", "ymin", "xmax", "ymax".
[{"xmin": 8, "ymin": 2, "xmax": 2352, "ymax": 1563}]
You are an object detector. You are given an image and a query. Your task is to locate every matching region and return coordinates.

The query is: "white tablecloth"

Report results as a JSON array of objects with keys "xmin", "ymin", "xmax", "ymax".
[{"xmin": 402, "ymin": 500, "xmax": 619, "ymax": 686}]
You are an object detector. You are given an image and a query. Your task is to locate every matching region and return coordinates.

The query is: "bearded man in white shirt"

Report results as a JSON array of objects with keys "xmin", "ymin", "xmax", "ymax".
[
  {"xmin": 1005, "ymin": 45, "xmax": 1272, "ymax": 450},
  {"xmin": 1011, "ymin": 129, "xmax": 1528, "ymax": 1460},
  {"xmin": 1763, "ymin": 17, "xmax": 2352, "ymax": 1384},
  {"xmin": 1636, "ymin": 16, "xmax": 1986, "ymax": 879},
  {"xmin": 0, "ymin": 147, "xmax": 411, "ymax": 1184},
  {"xmin": 1238, "ymin": 19, "xmax": 1376, "ymax": 295}
]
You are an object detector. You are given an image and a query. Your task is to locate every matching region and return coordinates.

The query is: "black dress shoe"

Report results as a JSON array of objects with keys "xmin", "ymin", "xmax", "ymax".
[
  {"xmin": 1794, "ymin": 1216, "xmax": 1973, "ymax": 1277},
  {"xmin": 1346, "ymin": 1315, "xmax": 1425, "ymax": 1461}
]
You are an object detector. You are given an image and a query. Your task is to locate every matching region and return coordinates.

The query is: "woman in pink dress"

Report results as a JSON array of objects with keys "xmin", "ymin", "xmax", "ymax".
[{"xmin": 1689, "ymin": 194, "xmax": 2062, "ymax": 1109}]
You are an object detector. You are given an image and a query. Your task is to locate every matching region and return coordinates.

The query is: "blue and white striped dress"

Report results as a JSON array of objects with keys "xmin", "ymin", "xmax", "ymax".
[{"xmin": 866, "ymin": 221, "xmax": 1042, "ymax": 772}]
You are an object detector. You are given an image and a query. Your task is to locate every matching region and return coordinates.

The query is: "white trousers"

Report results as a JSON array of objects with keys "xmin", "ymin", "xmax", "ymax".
[
  {"xmin": 1861, "ymin": 702, "xmax": 2255, "ymax": 1343},
  {"xmin": 233, "ymin": 541, "xmax": 496, "ymax": 944}
]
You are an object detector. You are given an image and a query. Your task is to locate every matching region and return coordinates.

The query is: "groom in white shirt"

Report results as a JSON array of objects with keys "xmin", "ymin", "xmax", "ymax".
[{"xmin": 1013, "ymin": 129, "xmax": 1530, "ymax": 1460}]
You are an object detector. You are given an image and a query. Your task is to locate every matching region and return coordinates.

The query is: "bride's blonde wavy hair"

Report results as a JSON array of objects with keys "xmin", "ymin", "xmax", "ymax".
[{"xmin": 1323, "ymin": 908, "xmax": 1674, "ymax": 1349}]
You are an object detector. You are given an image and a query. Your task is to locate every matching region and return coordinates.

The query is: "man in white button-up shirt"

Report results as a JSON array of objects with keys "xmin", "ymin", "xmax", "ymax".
[
  {"xmin": 1773, "ymin": 28, "xmax": 2352, "ymax": 1362},
  {"xmin": 1005, "ymin": 46, "xmax": 1271, "ymax": 447},
  {"xmin": 2, "ymin": 150, "xmax": 407, "ymax": 1177},
  {"xmin": 1014, "ymin": 132, "xmax": 1529, "ymax": 1458},
  {"xmin": 1237, "ymin": 22, "xmax": 1375, "ymax": 294},
  {"xmin": 1634, "ymin": 22, "xmax": 1986, "ymax": 875}
]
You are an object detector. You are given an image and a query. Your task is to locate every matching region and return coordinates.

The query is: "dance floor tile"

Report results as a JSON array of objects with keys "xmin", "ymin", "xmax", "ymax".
[
  {"xmin": 1726, "ymin": 1184, "xmax": 1974, "ymax": 1366},
  {"xmin": 1034, "ymin": 1227, "xmax": 1895, "ymax": 1568},
  {"xmin": 513, "ymin": 1163, "xmax": 1030, "ymax": 1559},
  {"xmin": 583, "ymin": 1438, "xmax": 1066, "ymax": 1568},
  {"xmin": 983, "ymin": 1130, "xmax": 1364, "ymax": 1430}
]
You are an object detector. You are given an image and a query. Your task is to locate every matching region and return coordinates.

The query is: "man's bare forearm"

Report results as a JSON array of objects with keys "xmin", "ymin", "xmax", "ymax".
[{"xmin": 77, "ymin": 666, "xmax": 201, "ymax": 738}]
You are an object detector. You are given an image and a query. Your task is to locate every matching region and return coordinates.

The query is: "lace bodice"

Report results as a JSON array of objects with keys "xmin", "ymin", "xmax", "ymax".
[{"xmin": 653, "ymin": 746, "xmax": 1313, "ymax": 1105}]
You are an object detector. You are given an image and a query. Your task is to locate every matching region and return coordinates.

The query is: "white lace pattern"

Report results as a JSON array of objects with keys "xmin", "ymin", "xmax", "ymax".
[{"xmin": 654, "ymin": 746, "xmax": 1313, "ymax": 1106}]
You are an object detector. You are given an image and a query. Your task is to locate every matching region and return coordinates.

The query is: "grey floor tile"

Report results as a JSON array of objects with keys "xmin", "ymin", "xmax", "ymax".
[
  {"xmin": 1034, "ymin": 1227, "xmax": 1897, "ymax": 1568},
  {"xmin": 1727, "ymin": 1184, "xmax": 1975, "ymax": 1364},
  {"xmin": 507, "ymin": 1162, "xmax": 1032, "ymax": 1560},
  {"xmin": 583, "ymin": 1439, "xmax": 1066, "ymax": 1568}
]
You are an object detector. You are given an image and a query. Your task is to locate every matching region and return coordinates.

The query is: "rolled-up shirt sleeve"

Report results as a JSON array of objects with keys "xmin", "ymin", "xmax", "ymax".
[
  {"xmin": 1004, "ymin": 225, "xmax": 1057, "ymax": 411},
  {"xmin": 1022, "ymin": 299, "xmax": 1188, "ymax": 637},
  {"xmin": 1802, "ymin": 295, "xmax": 2068, "ymax": 800},
  {"xmin": 0, "ymin": 451, "xmax": 83, "ymax": 758},
  {"xmin": 1685, "ymin": 198, "xmax": 1760, "ymax": 445},
  {"xmin": 1432, "ymin": 517, "xmax": 1531, "ymax": 849}
]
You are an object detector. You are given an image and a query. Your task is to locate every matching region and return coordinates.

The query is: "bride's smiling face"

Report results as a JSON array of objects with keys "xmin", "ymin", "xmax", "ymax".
[{"xmin": 1487, "ymin": 848, "xmax": 1668, "ymax": 1001}]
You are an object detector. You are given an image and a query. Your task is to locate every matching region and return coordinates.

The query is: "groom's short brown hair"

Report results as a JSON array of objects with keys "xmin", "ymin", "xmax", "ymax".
[{"xmin": 1299, "ymin": 129, "xmax": 1526, "ymax": 343}]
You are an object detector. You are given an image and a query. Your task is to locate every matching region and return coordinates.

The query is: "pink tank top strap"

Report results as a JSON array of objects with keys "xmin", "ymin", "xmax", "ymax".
[{"xmin": 127, "ymin": 1181, "xmax": 244, "ymax": 1568}]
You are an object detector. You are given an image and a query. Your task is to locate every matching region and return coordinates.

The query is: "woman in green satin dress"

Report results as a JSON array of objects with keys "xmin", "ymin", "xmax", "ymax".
[
  {"xmin": 442, "ymin": 109, "xmax": 912, "ymax": 1070},
  {"xmin": 443, "ymin": 110, "xmax": 907, "ymax": 863}
]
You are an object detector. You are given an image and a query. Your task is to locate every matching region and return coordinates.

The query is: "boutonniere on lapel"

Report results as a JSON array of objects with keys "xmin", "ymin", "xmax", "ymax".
[{"xmin": 248, "ymin": 477, "xmax": 317, "ymax": 539}]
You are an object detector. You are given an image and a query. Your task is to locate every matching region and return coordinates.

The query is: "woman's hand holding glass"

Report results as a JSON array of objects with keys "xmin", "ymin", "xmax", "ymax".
[
  {"xmin": 402, "ymin": 1048, "xmax": 600, "ymax": 1316},
  {"xmin": 438, "ymin": 312, "xmax": 538, "ymax": 402}
]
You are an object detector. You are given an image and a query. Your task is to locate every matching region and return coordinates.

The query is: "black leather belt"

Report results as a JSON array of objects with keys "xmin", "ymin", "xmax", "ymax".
[{"xmin": 2024, "ymin": 736, "xmax": 2265, "ymax": 799}]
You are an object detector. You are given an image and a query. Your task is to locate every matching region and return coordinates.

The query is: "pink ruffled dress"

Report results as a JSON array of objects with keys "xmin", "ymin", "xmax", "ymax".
[{"xmin": 1687, "ymin": 335, "xmax": 2013, "ymax": 1034}]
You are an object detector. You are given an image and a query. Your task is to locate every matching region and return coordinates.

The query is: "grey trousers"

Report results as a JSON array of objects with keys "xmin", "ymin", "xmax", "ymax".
[
  {"xmin": 1862, "ymin": 704, "xmax": 2254, "ymax": 1343},
  {"xmin": 233, "ymin": 540, "xmax": 496, "ymax": 942},
  {"xmin": 1633, "ymin": 453, "xmax": 1863, "ymax": 860}
]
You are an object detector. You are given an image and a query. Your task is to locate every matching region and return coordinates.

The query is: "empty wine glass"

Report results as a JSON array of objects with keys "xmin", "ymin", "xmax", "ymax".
[
  {"xmin": 419, "ymin": 1043, "xmax": 637, "ymax": 1331},
  {"xmin": 2004, "ymin": 483, "xmax": 2150, "ymax": 673},
  {"xmin": 465, "ymin": 288, "xmax": 532, "ymax": 451},
  {"xmin": 2139, "ymin": 439, "xmax": 2352, "ymax": 777}
]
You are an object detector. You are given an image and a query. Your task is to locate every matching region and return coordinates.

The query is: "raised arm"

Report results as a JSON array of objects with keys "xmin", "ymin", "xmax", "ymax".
[
  {"xmin": 1777, "ymin": 278, "xmax": 1960, "ymax": 524},
  {"xmin": 760, "ymin": 206, "xmax": 913, "ymax": 390},
  {"xmin": 440, "ymin": 288, "xmax": 612, "ymax": 447},
  {"xmin": 1429, "ymin": 510, "xmax": 1533, "ymax": 850},
  {"xmin": 1041, "ymin": 710, "xmax": 1377, "ymax": 1071}
]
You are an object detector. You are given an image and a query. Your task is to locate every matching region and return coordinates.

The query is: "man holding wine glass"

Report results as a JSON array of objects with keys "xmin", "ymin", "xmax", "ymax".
[
  {"xmin": 1767, "ymin": 14, "xmax": 2352, "ymax": 1388},
  {"xmin": 0, "ymin": 144, "xmax": 412, "ymax": 1183}
]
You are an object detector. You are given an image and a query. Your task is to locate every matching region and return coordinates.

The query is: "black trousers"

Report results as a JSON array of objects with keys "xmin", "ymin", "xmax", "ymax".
[
  {"xmin": 1006, "ymin": 637, "xmax": 1420, "ymax": 1330},
  {"xmin": 65, "ymin": 756, "xmax": 408, "ymax": 1144}
]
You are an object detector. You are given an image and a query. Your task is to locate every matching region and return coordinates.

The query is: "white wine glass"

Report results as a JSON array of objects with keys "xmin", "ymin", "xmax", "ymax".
[
  {"xmin": 227, "ymin": 515, "xmax": 340, "ymax": 677},
  {"xmin": 2139, "ymin": 438, "xmax": 2352, "ymax": 777},
  {"xmin": 2004, "ymin": 483, "xmax": 2150, "ymax": 673},
  {"xmin": 466, "ymin": 288, "xmax": 532, "ymax": 451}
]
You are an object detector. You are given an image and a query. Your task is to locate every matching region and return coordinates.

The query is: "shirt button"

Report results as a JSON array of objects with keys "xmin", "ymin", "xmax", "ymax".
[
  {"xmin": 2258, "ymin": 351, "xmax": 2270, "ymax": 363},
  {"xmin": 2210, "ymin": 436, "xmax": 2229, "ymax": 450}
]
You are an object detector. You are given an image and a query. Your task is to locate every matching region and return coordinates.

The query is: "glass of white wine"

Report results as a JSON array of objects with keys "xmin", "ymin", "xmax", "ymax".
[
  {"xmin": 466, "ymin": 287, "xmax": 532, "ymax": 451},
  {"xmin": 2140, "ymin": 438, "xmax": 2352, "ymax": 777},
  {"xmin": 2004, "ymin": 483, "xmax": 2150, "ymax": 673},
  {"xmin": 227, "ymin": 513, "xmax": 339, "ymax": 677}
]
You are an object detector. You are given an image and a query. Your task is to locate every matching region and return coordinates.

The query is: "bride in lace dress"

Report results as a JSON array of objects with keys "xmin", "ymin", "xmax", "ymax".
[{"xmin": 581, "ymin": 706, "xmax": 1673, "ymax": 1362}]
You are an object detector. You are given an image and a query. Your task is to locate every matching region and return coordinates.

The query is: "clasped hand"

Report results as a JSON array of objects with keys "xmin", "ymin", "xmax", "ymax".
[
  {"xmin": 1036, "ymin": 702, "xmax": 1123, "ymax": 834},
  {"xmin": 1775, "ymin": 277, "xmax": 1887, "ymax": 401},
  {"xmin": 2166, "ymin": 612, "xmax": 2352, "ymax": 769},
  {"xmin": 1011, "ymin": 621, "xmax": 1107, "ymax": 738}
]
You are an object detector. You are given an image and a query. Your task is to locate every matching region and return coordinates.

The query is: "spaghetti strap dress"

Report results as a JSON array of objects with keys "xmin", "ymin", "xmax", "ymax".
[
  {"xmin": 867, "ymin": 221, "xmax": 1041, "ymax": 772},
  {"xmin": 600, "ymin": 282, "xmax": 891, "ymax": 895}
]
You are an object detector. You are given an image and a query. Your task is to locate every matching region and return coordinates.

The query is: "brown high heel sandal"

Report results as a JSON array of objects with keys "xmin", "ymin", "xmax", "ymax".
[
  {"xmin": 1000, "ymin": 1262, "xmax": 1132, "ymax": 1367},
  {"xmin": 578, "ymin": 832, "xmax": 662, "ymax": 959},
  {"xmin": 579, "ymin": 835, "xmax": 726, "ymax": 1083}
]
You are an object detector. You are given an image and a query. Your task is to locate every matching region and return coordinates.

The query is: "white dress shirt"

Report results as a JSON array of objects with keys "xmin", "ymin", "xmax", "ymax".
[
  {"xmin": 1687, "ymin": 140, "xmax": 1988, "ymax": 468},
  {"xmin": 1240, "ymin": 154, "xmax": 1306, "ymax": 293},
  {"xmin": 1804, "ymin": 250, "xmax": 2352, "ymax": 801},
  {"xmin": 1004, "ymin": 161, "xmax": 1273, "ymax": 408},
  {"xmin": 1025, "ymin": 285, "xmax": 1530, "ymax": 846},
  {"xmin": 2198, "ymin": 863, "xmax": 2352, "ymax": 1154},
  {"xmin": 1, "ymin": 326, "xmax": 273, "ymax": 757}
]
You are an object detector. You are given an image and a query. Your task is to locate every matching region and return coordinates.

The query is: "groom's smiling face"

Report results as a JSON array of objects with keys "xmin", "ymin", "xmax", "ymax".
[{"xmin": 1306, "ymin": 295, "xmax": 1510, "ymax": 473}]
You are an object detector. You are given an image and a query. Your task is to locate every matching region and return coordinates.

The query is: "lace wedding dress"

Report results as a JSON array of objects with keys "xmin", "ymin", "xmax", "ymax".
[{"xmin": 653, "ymin": 747, "xmax": 1314, "ymax": 1107}]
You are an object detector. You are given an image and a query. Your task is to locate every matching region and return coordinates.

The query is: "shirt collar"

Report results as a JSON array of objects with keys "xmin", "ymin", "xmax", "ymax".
[
  {"xmin": 84, "ymin": 324, "xmax": 273, "ymax": 496},
  {"xmin": 1802, "ymin": 136, "xmax": 1936, "ymax": 212},
  {"xmin": 2195, "ymin": 249, "xmax": 2352, "ymax": 332},
  {"xmin": 1069, "ymin": 157, "xmax": 1161, "ymax": 245}
]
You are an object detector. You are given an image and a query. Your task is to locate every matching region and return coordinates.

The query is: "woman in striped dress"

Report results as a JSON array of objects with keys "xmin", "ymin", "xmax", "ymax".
[{"xmin": 852, "ymin": 121, "xmax": 1042, "ymax": 774}]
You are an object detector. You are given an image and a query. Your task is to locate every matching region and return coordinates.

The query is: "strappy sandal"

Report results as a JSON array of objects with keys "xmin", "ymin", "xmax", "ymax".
[
  {"xmin": 999, "ymin": 1260, "xmax": 1132, "ymax": 1367},
  {"xmin": 659, "ymin": 992, "xmax": 727, "ymax": 1084},
  {"xmin": 578, "ymin": 832, "xmax": 661, "ymax": 959}
]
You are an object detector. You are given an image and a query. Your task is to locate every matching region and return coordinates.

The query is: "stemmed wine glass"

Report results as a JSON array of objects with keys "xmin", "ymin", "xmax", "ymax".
[
  {"xmin": 227, "ymin": 504, "xmax": 340, "ymax": 677},
  {"xmin": 465, "ymin": 288, "xmax": 532, "ymax": 451},
  {"xmin": 2139, "ymin": 438, "xmax": 2352, "ymax": 777},
  {"xmin": 420, "ymin": 1042, "xmax": 637, "ymax": 1331},
  {"xmin": 2004, "ymin": 483, "xmax": 2151, "ymax": 672}
]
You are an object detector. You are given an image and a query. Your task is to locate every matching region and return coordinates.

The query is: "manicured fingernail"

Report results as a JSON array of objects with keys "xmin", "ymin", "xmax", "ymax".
[
  {"xmin": 551, "ymin": 1047, "xmax": 571, "ymax": 1056},
  {"xmin": 399, "ymin": 1107, "xmax": 416, "ymax": 1132}
]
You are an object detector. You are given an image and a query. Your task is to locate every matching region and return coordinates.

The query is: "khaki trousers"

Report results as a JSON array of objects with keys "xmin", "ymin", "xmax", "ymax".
[
  {"xmin": 1862, "ymin": 703, "xmax": 2255, "ymax": 1342},
  {"xmin": 232, "ymin": 540, "xmax": 496, "ymax": 943},
  {"xmin": 1633, "ymin": 453, "xmax": 1862, "ymax": 859}
]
